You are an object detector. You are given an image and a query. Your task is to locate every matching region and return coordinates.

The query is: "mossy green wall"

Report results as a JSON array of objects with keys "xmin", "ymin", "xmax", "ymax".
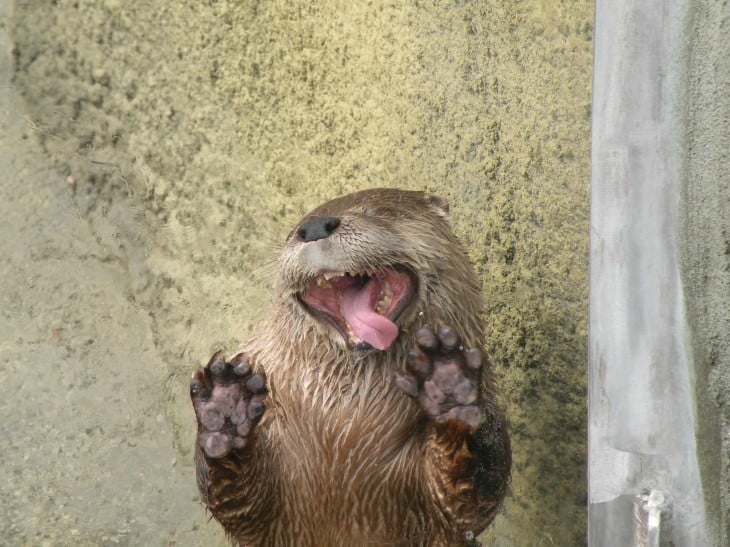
[
  {"xmin": 682, "ymin": 0, "xmax": 730, "ymax": 542},
  {"xmin": 13, "ymin": 1, "xmax": 592, "ymax": 543}
]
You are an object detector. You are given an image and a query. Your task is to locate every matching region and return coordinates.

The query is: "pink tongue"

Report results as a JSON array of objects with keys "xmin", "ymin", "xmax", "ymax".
[{"xmin": 342, "ymin": 279, "xmax": 398, "ymax": 350}]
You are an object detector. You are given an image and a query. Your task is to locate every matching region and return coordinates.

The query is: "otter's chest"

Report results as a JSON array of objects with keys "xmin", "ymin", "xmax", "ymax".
[{"xmin": 267, "ymin": 365, "xmax": 424, "ymax": 514}]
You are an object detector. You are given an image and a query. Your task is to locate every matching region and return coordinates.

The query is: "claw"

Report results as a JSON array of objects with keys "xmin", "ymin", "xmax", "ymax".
[
  {"xmin": 232, "ymin": 353, "xmax": 251, "ymax": 376},
  {"xmin": 415, "ymin": 326, "xmax": 438, "ymax": 350},
  {"xmin": 190, "ymin": 371, "xmax": 207, "ymax": 398},
  {"xmin": 248, "ymin": 401, "xmax": 265, "ymax": 419},
  {"xmin": 464, "ymin": 348, "xmax": 483, "ymax": 370},
  {"xmin": 209, "ymin": 353, "xmax": 227, "ymax": 376},
  {"xmin": 406, "ymin": 347, "xmax": 431, "ymax": 378},
  {"xmin": 437, "ymin": 325, "xmax": 458, "ymax": 351},
  {"xmin": 246, "ymin": 373, "xmax": 267, "ymax": 394},
  {"xmin": 395, "ymin": 375, "xmax": 419, "ymax": 398}
]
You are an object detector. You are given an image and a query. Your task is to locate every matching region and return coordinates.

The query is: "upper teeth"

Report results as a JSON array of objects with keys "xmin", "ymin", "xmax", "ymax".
[
  {"xmin": 375, "ymin": 286, "xmax": 393, "ymax": 314},
  {"xmin": 317, "ymin": 270, "xmax": 371, "ymax": 281}
]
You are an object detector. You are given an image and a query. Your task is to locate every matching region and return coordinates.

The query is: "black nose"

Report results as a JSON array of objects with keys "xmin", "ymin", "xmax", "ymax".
[{"xmin": 297, "ymin": 216, "xmax": 341, "ymax": 242}]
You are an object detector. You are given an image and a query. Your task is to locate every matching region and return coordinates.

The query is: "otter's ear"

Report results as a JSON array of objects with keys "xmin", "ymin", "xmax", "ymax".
[{"xmin": 424, "ymin": 193, "xmax": 450, "ymax": 221}]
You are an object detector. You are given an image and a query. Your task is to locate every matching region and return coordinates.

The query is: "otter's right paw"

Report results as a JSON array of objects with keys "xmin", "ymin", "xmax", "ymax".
[{"xmin": 190, "ymin": 351, "xmax": 267, "ymax": 459}]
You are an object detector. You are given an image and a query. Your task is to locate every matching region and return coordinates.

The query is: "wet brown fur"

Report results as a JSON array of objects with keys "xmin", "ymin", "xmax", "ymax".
[{"xmin": 196, "ymin": 189, "xmax": 511, "ymax": 545}]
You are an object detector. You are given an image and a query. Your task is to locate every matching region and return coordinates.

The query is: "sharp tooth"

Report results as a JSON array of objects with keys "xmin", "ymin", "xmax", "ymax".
[
  {"xmin": 323, "ymin": 272, "xmax": 342, "ymax": 280},
  {"xmin": 375, "ymin": 287, "xmax": 393, "ymax": 315}
]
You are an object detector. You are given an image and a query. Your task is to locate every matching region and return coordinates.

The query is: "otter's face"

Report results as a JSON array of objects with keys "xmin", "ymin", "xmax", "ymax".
[{"xmin": 277, "ymin": 189, "xmax": 451, "ymax": 352}]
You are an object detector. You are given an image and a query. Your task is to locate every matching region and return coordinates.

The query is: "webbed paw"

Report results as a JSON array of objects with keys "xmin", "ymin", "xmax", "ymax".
[
  {"xmin": 396, "ymin": 326, "xmax": 484, "ymax": 432},
  {"xmin": 190, "ymin": 351, "xmax": 267, "ymax": 459}
]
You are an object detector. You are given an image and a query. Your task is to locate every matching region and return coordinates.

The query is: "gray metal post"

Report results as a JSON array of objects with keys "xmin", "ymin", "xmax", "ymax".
[{"xmin": 589, "ymin": 1, "xmax": 707, "ymax": 545}]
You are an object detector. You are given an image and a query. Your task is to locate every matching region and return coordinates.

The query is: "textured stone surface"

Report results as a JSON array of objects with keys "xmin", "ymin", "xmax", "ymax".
[
  {"xmin": 0, "ymin": 3, "xmax": 226, "ymax": 542},
  {"xmin": 682, "ymin": 0, "xmax": 730, "ymax": 544}
]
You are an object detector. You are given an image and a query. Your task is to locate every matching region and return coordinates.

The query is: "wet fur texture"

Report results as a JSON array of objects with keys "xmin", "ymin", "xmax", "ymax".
[{"xmin": 192, "ymin": 189, "xmax": 511, "ymax": 545}]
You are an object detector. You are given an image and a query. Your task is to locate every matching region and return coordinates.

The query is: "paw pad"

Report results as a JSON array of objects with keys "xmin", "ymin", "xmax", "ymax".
[
  {"xmin": 396, "ymin": 326, "xmax": 484, "ymax": 431},
  {"xmin": 191, "ymin": 351, "xmax": 267, "ymax": 458}
]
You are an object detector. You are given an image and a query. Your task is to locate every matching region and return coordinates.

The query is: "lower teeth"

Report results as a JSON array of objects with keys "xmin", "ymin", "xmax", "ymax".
[{"xmin": 375, "ymin": 291, "xmax": 393, "ymax": 314}]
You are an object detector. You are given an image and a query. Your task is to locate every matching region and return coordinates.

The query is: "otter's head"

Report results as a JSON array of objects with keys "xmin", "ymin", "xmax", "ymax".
[{"xmin": 277, "ymin": 188, "xmax": 480, "ymax": 353}]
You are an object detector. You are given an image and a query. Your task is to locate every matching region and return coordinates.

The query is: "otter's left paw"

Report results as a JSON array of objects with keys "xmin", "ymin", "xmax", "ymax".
[{"xmin": 395, "ymin": 325, "xmax": 484, "ymax": 432}]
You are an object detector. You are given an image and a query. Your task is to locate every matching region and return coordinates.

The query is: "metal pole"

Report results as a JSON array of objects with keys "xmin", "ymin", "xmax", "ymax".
[{"xmin": 589, "ymin": 1, "xmax": 707, "ymax": 545}]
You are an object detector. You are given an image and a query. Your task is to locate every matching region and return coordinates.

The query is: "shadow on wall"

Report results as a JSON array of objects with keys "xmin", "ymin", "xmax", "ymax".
[{"xmin": 9, "ymin": 1, "xmax": 592, "ymax": 544}]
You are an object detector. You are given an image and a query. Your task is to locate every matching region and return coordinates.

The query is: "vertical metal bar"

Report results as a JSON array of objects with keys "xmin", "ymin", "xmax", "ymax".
[{"xmin": 589, "ymin": 0, "xmax": 706, "ymax": 544}]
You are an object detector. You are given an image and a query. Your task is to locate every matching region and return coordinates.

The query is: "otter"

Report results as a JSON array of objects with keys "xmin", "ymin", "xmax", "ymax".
[{"xmin": 190, "ymin": 188, "xmax": 511, "ymax": 546}]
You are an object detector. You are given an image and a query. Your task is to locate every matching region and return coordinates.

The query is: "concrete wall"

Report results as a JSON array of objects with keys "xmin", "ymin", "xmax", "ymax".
[
  {"xmin": 682, "ymin": 0, "xmax": 730, "ymax": 544},
  {"xmin": 11, "ymin": 1, "xmax": 592, "ymax": 544}
]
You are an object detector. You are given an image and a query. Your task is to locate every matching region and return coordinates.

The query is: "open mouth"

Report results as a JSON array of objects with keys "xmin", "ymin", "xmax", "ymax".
[{"xmin": 299, "ymin": 267, "xmax": 416, "ymax": 351}]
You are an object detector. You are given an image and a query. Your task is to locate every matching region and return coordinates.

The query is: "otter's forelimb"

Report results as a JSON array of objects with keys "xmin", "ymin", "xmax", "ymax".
[
  {"xmin": 396, "ymin": 325, "xmax": 510, "ymax": 542},
  {"xmin": 191, "ymin": 351, "xmax": 279, "ymax": 541}
]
